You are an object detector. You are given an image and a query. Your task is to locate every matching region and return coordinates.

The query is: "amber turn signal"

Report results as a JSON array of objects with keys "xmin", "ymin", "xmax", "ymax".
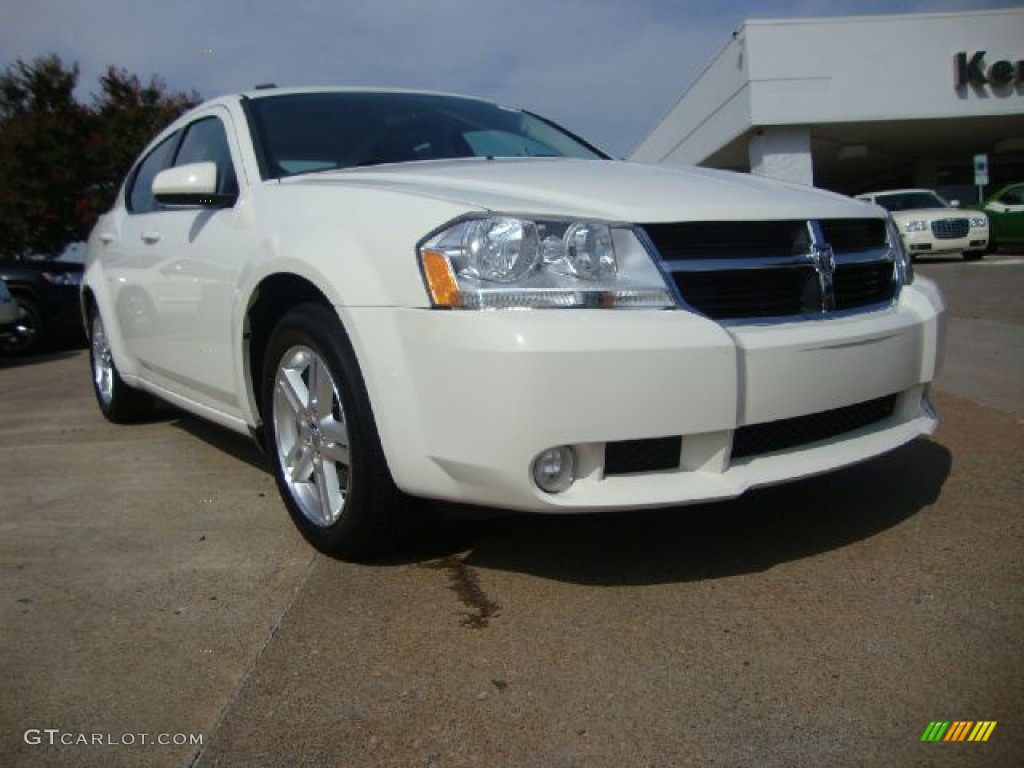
[{"xmin": 421, "ymin": 249, "xmax": 461, "ymax": 307}]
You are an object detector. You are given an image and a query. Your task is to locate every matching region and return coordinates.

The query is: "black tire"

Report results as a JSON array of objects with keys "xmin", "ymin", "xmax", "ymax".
[
  {"xmin": 2, "ymin": 294, "xmax": 48, "ymax": 356},
  {"xmin": 261, "ymin": 303, "xmax": 408, "ymax": 558},
  {"xmin": 984, "ymin": 237, "xmax": 998, "ymax": 255},
  {"xmin": 88, "ymin": 311, "xmax": 154, "ymax": 423}
]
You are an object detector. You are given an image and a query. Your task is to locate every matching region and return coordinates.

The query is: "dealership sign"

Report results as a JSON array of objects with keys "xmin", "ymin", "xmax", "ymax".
[{"xmin": 955, "ymin": 51, "xmax": 1023, "ymax": 89}]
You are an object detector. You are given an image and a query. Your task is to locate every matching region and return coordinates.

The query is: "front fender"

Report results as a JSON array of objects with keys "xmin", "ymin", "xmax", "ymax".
[{"xmin": 230, "ymin": 185, "xmax": 473, "ymax": 425}]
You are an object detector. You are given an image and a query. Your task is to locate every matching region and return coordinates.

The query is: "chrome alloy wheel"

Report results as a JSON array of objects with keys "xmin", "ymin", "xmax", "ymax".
[
  {"xmin": 272, "ymin": 345, "xmax": 352, "ymax": 527},
  {"xmin": 91, "ymin": 314, "xmax": 114, "ymax": 407}
]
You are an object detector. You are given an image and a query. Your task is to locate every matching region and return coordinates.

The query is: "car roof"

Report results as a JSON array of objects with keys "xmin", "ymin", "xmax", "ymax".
[
  {"xmin": 179, "ymin": 87, "xmax": 507, "ymax": 125},
  {"xmin": 859, "ymin": 189, "xmax": 937, "ymax": 197},
  {"xmin": 167, "ymin": 87, "xmax": 508, "ymax": 138},
  {"xmin": 252, "ymin": 85, "xmax": 483, "ymax": 97},
  {"xmin": 224, "ymin": 86, "xmax": 500, "ymax": 105}
]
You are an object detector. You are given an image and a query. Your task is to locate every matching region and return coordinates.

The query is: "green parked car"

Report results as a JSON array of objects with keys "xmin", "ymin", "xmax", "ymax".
[{"xmin": 972, "ymin": 183, "xmax": 1024, "ymax": 253}]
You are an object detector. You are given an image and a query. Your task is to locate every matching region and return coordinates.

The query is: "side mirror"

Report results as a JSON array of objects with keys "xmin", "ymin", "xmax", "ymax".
[
  {"xmin": 153, "ymin": 162, "xmax": 234, "ymax": 207},
  {"xmin": 949, "ymin": 199, "xmax": 961, "ymax": 208}
]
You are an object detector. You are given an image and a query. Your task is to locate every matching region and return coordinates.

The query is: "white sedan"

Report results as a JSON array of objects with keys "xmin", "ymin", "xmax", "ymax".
[
  {"xmin": 856, "ymin": 189, "xmax": 989, "ymax": 260},
  {"xmin": 83, "ymin": 87, "xmax": 945, "ymax": 557}
]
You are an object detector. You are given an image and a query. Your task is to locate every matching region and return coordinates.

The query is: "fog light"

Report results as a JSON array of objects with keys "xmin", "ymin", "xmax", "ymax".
[{"xmin": 532, "ymin": 446, "xmax": 576, "ymax": 493}]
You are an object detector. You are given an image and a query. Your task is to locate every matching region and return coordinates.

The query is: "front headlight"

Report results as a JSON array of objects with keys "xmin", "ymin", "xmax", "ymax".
[
  {"xmin": 902, "ymin": 220, "xmax": 928, "ymax": 233},
  {"xmin": 886, "ymin": 216, "xmax": 914, "ymax": 286},
  {"xmin": 419, "ymin": 216, "xmax": 675, "ymax": 309},
  {"xmin": 969, "ymin": 216, "xmax": 987, "ymax": 229}
]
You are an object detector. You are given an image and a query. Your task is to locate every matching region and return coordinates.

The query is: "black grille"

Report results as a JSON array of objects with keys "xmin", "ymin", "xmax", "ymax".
[
  {"xmin": 820, "ymin": 219, "xmax": 887, "ymax": 252},
  {"xmin": 931, "ymin": 218, "xmax": 969, "ymax": 240},
  {"xmin": 605, "ymin": 436, "xmax": 682, "ymax": 475},
  {"xmin": 643, "ymin": 219, "xmax": 895, "ymax": 320},
  {"xmin": 643, "ymin": 221, "xmax": 809, "ymax": 260},
  {"xmin": 834, "ymin": 262, "xmax": 896, "ymax": 310},
  {"xmin": 669, "ymin": 268, "xmax": 815, "ymax": 319},
  {"xmin": 731, "ymin": 394, "xmax": 899, "ymax": 460}
]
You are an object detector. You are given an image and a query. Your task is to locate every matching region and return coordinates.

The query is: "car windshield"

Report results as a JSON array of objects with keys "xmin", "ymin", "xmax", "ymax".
[
  {"xmin": 247, "ymin": 91, "xmax": 608, "ymax": 178},
  {"xmin": 998, "ymin": 186, "xmax": 1024, "ymax": 205},
  {"xmin": 873, "ymin": 191, "xmax": 949, "ymax": 212}
]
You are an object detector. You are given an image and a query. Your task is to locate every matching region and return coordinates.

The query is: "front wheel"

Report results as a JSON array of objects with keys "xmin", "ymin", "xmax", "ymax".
[
  {"xmin": 262, "ymin": 304, "xmax": 408, "ymax": 558},
  {"xmin": 89, "ymin": 312, "xmax": 154, "ymax": 422}
]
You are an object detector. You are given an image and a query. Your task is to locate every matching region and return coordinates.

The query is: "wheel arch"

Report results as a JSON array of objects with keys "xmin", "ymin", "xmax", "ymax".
[
  {"xmin": 242, "ymin": 272, "xmax": 334, "ymax": 433},
  {"xmin": 78, "ymin": 279, "xmax": 135, "ymax": 377},
  {"xmin": 80, "ymin": 284, "xmax": 97, "ymax": 326},
  {"xmin": 5, "ymin": 282, "xmax": 45, "ymax": 319}
]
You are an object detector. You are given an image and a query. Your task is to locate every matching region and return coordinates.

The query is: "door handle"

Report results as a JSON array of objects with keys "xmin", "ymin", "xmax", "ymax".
[
  {"xmin": 141, "ymin": 230, "xmax": 162, "ymax": 244},
  {"xmin": 99, "ymin": 232, "xmax": 115, "ymax": 244}
]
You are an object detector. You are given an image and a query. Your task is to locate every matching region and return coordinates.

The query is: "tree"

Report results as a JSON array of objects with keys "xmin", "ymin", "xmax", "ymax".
[
  {"xmin": 0, "ymin": 55, "xmax": 91, "ymax": 257},
  {"xmin": 88, "ymin": 68, "xmax": 199, "ymax": 222},
  {"xmin": 0, "ymin": 55, "xmax": 199, "ymax": 258}
]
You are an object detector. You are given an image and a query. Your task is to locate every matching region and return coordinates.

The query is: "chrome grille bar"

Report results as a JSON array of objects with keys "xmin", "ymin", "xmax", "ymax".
[{"xmin": 643, "ymin": 218, "xmax": 896, "ymax": 321}]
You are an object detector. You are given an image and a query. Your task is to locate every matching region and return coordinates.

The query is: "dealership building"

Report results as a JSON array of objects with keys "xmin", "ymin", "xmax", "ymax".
[{"xmin": 631, "ymin": 8, "xmax": 1024, "ymax": 201}]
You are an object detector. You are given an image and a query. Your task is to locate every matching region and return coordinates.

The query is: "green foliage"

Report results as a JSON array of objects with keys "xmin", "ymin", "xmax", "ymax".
[{"xmin": 0, "ymin": 54, "xmax": 199, "ymax": 258}]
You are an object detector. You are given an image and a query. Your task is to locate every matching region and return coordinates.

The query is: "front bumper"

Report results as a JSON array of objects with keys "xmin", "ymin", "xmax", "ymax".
[
  {"xmin": 342, "ymin": 277, "xmax": 945, "ymax": 512},
  {"xmin": 902, "ymin": 230, "xmax": 988, "ymax": 255}
]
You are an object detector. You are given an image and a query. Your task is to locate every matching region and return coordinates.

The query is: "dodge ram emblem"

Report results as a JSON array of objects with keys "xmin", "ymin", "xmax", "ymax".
[{"xmin": 811, "ymin": 243, "xmax": 836, "ymax": 311}]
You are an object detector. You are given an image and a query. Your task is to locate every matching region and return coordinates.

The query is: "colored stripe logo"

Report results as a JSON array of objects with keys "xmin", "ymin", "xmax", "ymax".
[{"xmin": 921, "ymin": 721, "xmax": 997, "ymax": 742}]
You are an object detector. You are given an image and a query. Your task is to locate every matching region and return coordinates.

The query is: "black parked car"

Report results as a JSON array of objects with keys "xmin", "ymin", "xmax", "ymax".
[{"xmin": 0, "ymin": 253, "xmax": 86, "ymax": 355}]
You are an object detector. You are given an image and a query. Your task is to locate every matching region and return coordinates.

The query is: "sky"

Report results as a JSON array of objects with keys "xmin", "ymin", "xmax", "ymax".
[{"xmin": 0, "ymin": 0, "xmax": 1016, "ymax": 157}]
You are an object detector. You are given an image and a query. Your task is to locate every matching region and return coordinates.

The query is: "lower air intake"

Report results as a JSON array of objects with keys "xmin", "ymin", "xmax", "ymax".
[{"xmin": 732, "ymin": 394, "xmax": 899, "ymax": 460}]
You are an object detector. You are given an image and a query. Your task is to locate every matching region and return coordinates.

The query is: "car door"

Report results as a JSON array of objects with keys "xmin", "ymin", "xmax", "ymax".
[
  {"xmin": 113, "ymin": 109, "xmax": 249, "ymax": 413},
  {"xmin": 984, "ymin": 185, "xmax": 1024, "ymax": 245}
]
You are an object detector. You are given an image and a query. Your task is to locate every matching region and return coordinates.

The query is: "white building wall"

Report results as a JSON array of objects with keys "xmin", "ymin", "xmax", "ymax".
[
  {"xmin": 632, "ymin": 8, "xmax": 1024, "ymax": 186},
  {"xmin": 744, "ymin": 11, "xmax": 1024, "ymax": 126},
  {"xmin": 630, "ymin": 34, "xmax": 750, "ymax": 166},
  {"xmin": 749, "ymin": 126, "xmax": 813, "ymax": 185}
]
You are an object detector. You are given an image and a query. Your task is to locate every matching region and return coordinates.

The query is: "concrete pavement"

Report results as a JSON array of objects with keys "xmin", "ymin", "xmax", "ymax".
[{"xmin": 1, "ymin": 255, "xmax": 1021, "ymax": 767}]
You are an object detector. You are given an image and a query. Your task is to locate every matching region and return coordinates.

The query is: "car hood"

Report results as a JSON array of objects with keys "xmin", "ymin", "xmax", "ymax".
[
  {"xmin": 282, "ymin": 158, "xmax": 880, "ymax": 223},
  {"xmin": 888, "ymin": 207, "xmax": 968, "ymax": 221}
]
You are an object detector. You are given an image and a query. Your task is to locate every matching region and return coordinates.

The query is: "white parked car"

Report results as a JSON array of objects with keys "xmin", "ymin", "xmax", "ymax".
[
  {"xmin": 83, "ymin": 88, "xmax": 945, "ymax": 557},
  {"xmin": 856, "ymin": 189, "xmax": 988, "ymax": 260}
]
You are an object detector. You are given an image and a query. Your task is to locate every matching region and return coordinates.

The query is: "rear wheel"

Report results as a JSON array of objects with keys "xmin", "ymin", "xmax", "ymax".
[
  {"xmin": 262, "ymin": 304, "xmax": 408, "ymax": 558},
  {"xmin": 89, "ymin": 312, "xmax": 154, "ymax": 423},
  {"xmin": 2, "ymin": 295, "xmax": 47, "ymax": 355}
]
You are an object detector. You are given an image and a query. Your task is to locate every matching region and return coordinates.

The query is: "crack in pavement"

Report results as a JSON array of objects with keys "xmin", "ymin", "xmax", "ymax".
[{"xmin": 188, "ymin": 552, "xmax": 319, "ymax": 767}]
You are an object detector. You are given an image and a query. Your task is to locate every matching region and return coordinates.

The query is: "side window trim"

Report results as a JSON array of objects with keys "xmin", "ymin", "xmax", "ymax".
[{"xmin": 124, "ymin": 130, "xmax": 182, "ymax": 214}]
